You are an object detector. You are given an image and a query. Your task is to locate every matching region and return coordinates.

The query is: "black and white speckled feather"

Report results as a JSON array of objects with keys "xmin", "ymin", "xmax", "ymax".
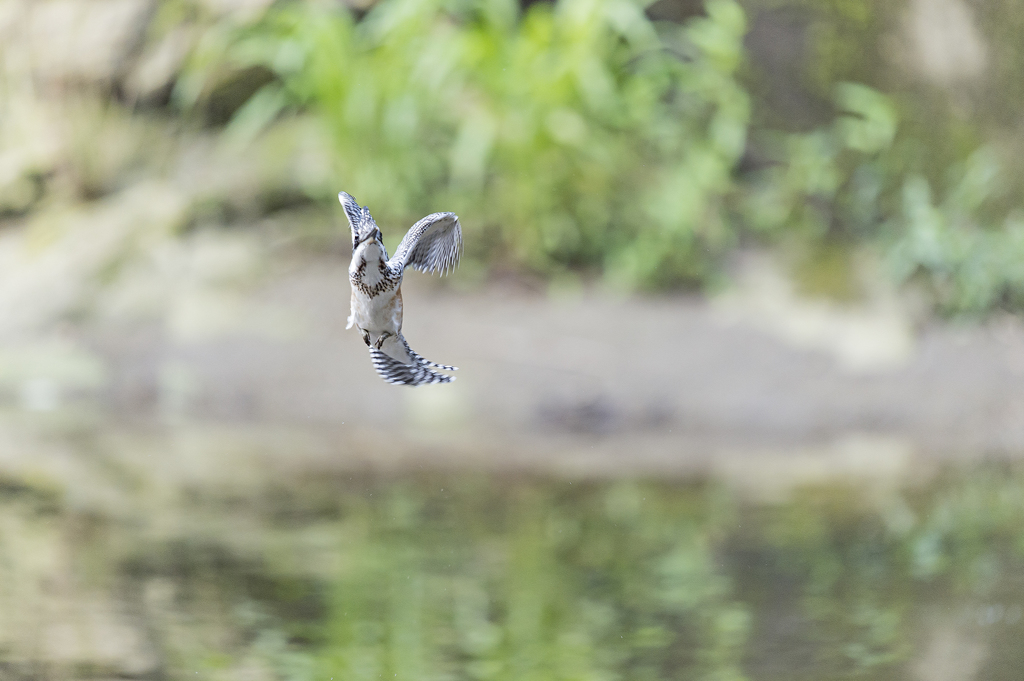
[
  {"xmin": 369, "ymin": 347, "xmax": 454, "ymax": 386},
  {"xmin": 390, "ymin": 212, "xmax": 462, "ymax": 275},
  {"xmin": 339, "ymin": 190, "xmax": 461, "ymax": 387},
  {"xmin": 399, "ymin": 335, "xmax": 458, "ymax": 372}
]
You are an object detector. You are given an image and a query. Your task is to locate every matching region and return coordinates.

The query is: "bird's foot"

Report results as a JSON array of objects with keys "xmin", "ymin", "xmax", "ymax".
[
  {"xmin": 361, "ymin": 329, "xmax": 371, "ymax": 347},
  {"xmin": 373, "ymin": 331, "xmax": 393, "ymax": 349}
]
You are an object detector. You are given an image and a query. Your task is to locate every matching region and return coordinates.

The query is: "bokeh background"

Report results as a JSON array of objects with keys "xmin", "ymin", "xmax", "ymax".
[{"xmin": 4, "ymin": 0, "xmax": 1024, "ymax": 678}]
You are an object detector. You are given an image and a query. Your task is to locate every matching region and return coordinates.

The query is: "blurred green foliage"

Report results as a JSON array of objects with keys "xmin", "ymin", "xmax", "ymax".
[
  {"xmin": 180, "ymin": 0, "xmax": 751, "ymax": 288},
  {"xmin": 887, "ymin": 149, "xmax": 1024, "ymax": 314},
  {"xmin": 175, "ymin": 0, "xmax": 1024, "ymax": 310},
  {"xmin": 739, "ymin": 82, "xmax": 897, "ymax": 239}
]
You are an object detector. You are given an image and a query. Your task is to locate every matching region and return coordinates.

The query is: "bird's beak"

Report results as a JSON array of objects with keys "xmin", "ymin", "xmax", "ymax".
[{"xmin": 356, "ymin": 228, "xmax": 381, "ymax": 245}]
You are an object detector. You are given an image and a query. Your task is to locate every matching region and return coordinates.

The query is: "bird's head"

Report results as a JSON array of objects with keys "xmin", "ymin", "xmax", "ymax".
[
  {"xmin": 355, "ymin": 212, "xmax": 383, "ymax": 248},
  {"xmin": 339, "ymin": 191, "xmax": 384, "ymax": 251}
]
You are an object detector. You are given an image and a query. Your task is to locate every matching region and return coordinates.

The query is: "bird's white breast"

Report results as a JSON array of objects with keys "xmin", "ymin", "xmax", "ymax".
[
  {"xmin": 349, "ymin": 241, "xmax": 403, "ymax": 335},
  {"xmin": 351, "ymin": 241, "xmax": 385, "ymax": 281}
]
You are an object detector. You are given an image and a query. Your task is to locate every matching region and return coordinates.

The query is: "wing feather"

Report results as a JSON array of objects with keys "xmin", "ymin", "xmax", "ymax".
[
  {"xmin": 339, "ymin": 191, "xmax": 374, "ymax": 249},
  {"xmin": 389, "ymin": 212, "xmax": 462, "ymax": 275}
]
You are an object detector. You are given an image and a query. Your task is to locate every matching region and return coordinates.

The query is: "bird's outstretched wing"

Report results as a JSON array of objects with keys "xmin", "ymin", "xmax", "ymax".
[
  {"xmin": 369, "ymin": 348, "xmax": 455, "ymax": 386},
  {"xmin": 389, "ymin": 212, "xmax": 462, "ymax": 275}
]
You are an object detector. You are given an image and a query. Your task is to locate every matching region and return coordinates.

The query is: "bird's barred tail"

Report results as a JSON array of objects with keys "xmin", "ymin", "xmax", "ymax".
[
  {"xmin": 368, "ymin": 333, "xmax": 457, "ymax": 386},
  {"xmin": 399, "ymin": 335, "xmax": 458, "ymax": 372},
  {"xmin": 369, "ymin": 347, "xmax": 454, "ymax": 386}
]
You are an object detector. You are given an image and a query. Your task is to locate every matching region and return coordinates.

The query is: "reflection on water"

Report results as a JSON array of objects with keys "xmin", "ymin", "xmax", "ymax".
[{"xmin": 1, "ymin": 421, "xmax": 1023, "ymax": 680}]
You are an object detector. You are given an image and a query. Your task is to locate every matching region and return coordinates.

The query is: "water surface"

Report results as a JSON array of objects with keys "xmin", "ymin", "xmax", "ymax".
[{"xmin": 0, "ymin": 420, "xmax": 1020, "ymax": 680}]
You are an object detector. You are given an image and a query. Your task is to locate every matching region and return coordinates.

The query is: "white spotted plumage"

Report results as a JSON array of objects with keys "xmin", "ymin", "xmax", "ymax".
[{"xmin": 340, "ymin": 191, "xmax": 461, "ymax": 386}]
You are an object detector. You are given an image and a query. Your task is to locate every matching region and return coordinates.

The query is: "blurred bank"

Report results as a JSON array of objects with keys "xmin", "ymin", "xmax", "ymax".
[{"xmin": 4, "ymin": 0, "xmax": 1024, "ymax": 678}]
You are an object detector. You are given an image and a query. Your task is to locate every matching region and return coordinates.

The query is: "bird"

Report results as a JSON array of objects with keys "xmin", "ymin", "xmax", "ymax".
[{"xmin": 340, "ymin": 191, "xmax": 462, "ymax": 386}]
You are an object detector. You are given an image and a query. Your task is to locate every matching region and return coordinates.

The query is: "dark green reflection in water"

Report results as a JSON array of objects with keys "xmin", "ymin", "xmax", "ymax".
[{"xmin": 5, "ymin": 463, "xmax": 1024, "ymax": 679}]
